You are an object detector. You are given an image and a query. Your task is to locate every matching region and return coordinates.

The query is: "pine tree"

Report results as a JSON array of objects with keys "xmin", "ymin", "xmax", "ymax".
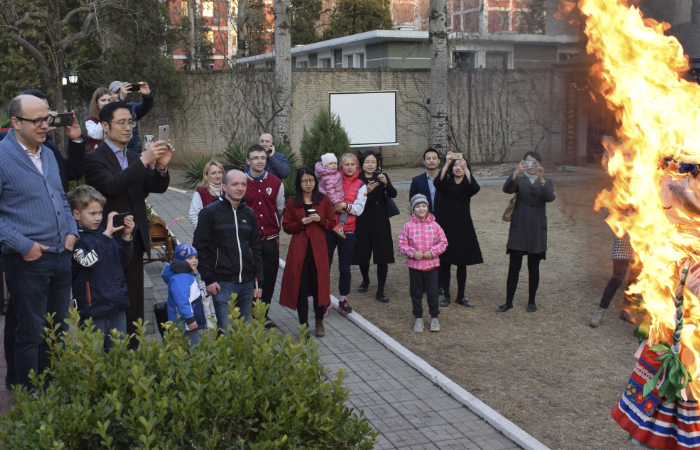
[
  {"xmin": 299, "ymin": 108, "xmax": 351, "ymax": 169},
  {"xmin": 291, "ymin": 0, "xmax": 322, "ymax": 46},
  {"xmin": 525, "ymin": 0, "xmax": 546, "ymax": 34},
  {"xmin": 323, "ymin": 0, "xmax": 394, "ymax": 40}
]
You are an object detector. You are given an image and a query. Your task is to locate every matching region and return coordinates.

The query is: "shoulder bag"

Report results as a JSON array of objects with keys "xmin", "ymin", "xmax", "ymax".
[{"xmin": 502, "ymin": 193, "xmax": 517, "ymax": 222}]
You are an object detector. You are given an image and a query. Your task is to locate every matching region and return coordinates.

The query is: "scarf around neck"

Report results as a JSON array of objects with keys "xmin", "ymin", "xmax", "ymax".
[
  {"xmin": 525, "ymin": 172, "xmax": 538, "ymax": 185},
  {"xmin": 208, "ymin": 182, "xmax": 222, "ymax": 196}
]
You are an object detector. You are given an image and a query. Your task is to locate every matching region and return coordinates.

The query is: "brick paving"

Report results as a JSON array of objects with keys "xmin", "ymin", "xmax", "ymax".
[{"xmin": 0, "ymin": 188, "xmax": 524, "ymax": 449}]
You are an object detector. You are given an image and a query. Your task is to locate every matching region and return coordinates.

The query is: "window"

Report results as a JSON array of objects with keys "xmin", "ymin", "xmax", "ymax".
[
  {"xmin": 559, "ymin": 53, "xmax": 575, "ymax": 61},
  {"xmin": 206, "ymin": 31, "xmax": 215, "ymax": 43},
  {"xmin": 321, "ymin": 58, "xmax": 331, "ymax": 68},
  {"xmin": 485, "ymin": 51, "xmax": 508, "ymax": 69},
  {"xmin": 292, "ymin": 56, "xmax": 296, "ymax": 67},
  {"xmin": 181, "ymin": 1, "xmax": 189, "ymax": 16},
  {"xmin": 346, "ymin": 55, "xmax": 354, "ymax": 68},
  {"xmin": 454, "ymin": 51, "xmax": 476, "ymax": 69},
  {"xmin": 309, "ymin": 53, "xmax": 318, "ymax": 68},
  {"xmin": 334, "ymin": 50, "xmax": 342, "ymax": 67},
  {"xmin": 203, "ymin": 1, "xmax": 213, "ymax": 17},
  {"xmin": 298, "ymin": 60, "xmax": 308, "ymax": 68},
  {"xmin": 358, "ymin": 53, "xmax": 364, "ymax": 68}
]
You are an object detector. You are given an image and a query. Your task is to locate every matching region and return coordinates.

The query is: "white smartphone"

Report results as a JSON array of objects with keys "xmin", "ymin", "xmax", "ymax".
[{"xmin": 158, "ymin": 125, "xmax": 170, "ymax": 144}]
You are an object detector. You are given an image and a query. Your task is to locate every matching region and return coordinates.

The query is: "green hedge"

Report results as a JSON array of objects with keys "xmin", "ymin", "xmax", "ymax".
[{"xmin": 0, "ymin": 302, "xmax": 377, "ymax": 449}]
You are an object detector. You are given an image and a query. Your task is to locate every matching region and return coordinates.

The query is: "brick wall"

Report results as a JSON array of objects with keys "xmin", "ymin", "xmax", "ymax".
[{"xmin": 140, "ymin": 67, "xmax": 566, "ymax": 167}]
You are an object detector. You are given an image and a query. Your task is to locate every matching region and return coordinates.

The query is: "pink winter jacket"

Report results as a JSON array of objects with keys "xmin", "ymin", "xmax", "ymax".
[
  {"xmin": 397, "ymin": 214, "xmax": 448, "ymax": 271},
  {"xmin": 315, "ymin": 161, "xmax": 345, "ymax": 205}
]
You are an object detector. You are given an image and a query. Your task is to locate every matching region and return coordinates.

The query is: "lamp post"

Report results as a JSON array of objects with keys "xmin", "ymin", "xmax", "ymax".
[{"xmin": 62, "ymin": 62, "xmax": 79, "ymax": 112}]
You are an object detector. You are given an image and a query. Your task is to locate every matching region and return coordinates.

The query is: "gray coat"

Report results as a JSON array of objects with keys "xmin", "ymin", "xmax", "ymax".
[{"xmin": 503, "ymin": 174, "xmax": 555, "ymax": 254}]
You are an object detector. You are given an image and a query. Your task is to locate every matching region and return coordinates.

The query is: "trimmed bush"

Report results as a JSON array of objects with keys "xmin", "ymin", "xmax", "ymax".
[
  {"xmin": 0, "ymin": 303, "xmax": 377, "ymax": 449},
  {"xmin": 299, "ymin": 109, "xmax": 351, "ymax": 169},
  {"xmin": 221, "ymin": 141, "xmax": 253, "ymax": 172},
  {"xmin": 183, "ymin": 155, "xmax": 216, "ymax": 190}
]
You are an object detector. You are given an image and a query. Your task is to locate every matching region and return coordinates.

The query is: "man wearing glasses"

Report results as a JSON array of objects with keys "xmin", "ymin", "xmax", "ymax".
[
  {"xmin": 244, "ymin": 145, "xmax": 284, "ymax": 328},
  {"xmin": 0, "ymin": 94, "xmax": 79, "ymax": 389},
  {"xmin": 84, "ymin": 101, "xmax": 173, "ymax": 349}
]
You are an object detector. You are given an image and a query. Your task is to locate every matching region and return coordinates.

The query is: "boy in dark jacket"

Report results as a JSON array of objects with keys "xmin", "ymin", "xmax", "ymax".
[
  {"xmin": 68, "ymin": 186, "xmax": 133, "ymax": 352},
  {"xmin": 161, "ymin": 243, "xmax": 207, "ymax": 345}
]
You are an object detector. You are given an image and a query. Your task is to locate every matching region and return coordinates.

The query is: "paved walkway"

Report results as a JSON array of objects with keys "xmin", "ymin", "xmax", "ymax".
[{"xmin": 148, "ymin": 188, "xmax": 523, "ymax": 449}]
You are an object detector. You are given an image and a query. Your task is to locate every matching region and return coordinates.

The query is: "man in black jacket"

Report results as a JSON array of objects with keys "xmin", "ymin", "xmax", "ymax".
[
  {"xmin": 84, "ymin": 101, "xmax": 172, "ymax": 348},
  {"xmin": 193, "ymin": 170, "xmax": 263, "ymax": 327}
]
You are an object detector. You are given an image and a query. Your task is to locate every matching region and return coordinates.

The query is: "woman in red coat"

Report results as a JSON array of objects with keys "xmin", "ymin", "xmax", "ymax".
[{"xmin": 280, "ymin": 167, "xmax": 337, "ymax": 338}]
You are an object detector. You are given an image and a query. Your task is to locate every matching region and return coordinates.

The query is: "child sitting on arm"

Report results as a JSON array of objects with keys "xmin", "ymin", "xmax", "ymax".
[
  {"xmin": 68, "ymin": 185, "xmax": 133, "ymax": 352},
  {"xmin": 397, "ymin": 194, "xmax": 448, "ymax": 333},
  {"xmin": 161, "ymin": 243, "xmax": 207, "ymax": 345},
  {"xmin": 315, "ymin": 153, "xmax": 348, "ymax": 238}
]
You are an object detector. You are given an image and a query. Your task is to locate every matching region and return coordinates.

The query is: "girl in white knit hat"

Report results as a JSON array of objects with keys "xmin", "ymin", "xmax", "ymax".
[{"xmin": 315, "ymin": 153, "xmax": 348, "ymax": 238}]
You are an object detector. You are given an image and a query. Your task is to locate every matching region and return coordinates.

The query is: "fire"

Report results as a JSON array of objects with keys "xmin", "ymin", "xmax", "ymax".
[{"xmin": 583, "ymin": 0, "xmax": 700, "ymax": 398}]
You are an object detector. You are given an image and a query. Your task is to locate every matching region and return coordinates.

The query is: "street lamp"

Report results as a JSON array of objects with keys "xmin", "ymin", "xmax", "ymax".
[{"xmin": 62, "ymin": 62, "xmax": 78, "ymax": 112}]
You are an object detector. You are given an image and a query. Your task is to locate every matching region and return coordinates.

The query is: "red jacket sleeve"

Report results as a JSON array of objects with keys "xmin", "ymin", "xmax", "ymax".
[
  {"xmin": 319, "ymin": 196, "xmax": 337, "ymax": 231},
  {"xmin": 282, "ymin": 199, "xmax": 304, "ymax": 235}
]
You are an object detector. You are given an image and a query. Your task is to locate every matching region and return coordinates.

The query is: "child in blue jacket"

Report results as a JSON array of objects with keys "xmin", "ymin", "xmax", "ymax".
[
  {"xmin": 68, "ymin": 185, "xmax": 133, "ymax": 352},
  {"xmin": 162, "ymin": 243, "xmax": 207, "ymax": 345}
]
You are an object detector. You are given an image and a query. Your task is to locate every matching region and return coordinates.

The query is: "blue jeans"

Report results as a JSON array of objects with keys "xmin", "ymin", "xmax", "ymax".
[
  {"xmin": 1, "ymin": 251, "xmax": 72, "ymax": 389},
  {"xmin": 326, "ymin": 231, "xmax": 357, "ymax": 297},
  {"xmin": 185, "ymin": 330, "xmax": 201, "ymax": 346},
  {"xmin": 213, "ymin": 280, "xmax": 255, "ymax": 328},
  {"xmin": 84, "ymin": 310, "xmax": 126, "ymax": 353}
]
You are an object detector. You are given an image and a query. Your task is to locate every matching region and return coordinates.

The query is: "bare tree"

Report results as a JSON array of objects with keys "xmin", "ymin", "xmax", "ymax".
[
  {"xmin": 237, "ymin": 0, "xmax": 247, "ymax": 55},
  {"xmin": 273, "ymin": 0, "xmax": 292, "ymax": 145},
  {"xmin": 0, "ymin": 0, "xmax": 97, "ymax": 109},
  {"xmin": 428, "ymin": 0, "xmax": 447, "ymax": 153}
]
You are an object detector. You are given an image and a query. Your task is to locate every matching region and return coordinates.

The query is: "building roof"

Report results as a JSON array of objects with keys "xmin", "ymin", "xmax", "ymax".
[
  {"xmin": 665, "ymin": 22, "xmax": 700, "ymax": 60},
  {"xmin": 236, "ymin": 30, "xmax": 429, "ymax": 64},
  {"xmin": 236, "ymin": 30, "xmax": 580, "ymax": 64}
]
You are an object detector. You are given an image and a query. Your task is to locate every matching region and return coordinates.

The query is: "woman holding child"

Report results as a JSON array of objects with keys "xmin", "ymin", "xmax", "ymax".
[
  {"xmin": 434, "ymin": 151, "xmax": 483, "ymax": 308},
  {"xmin": 326, "ymin": 153, "xmax": 367, "ymax": 315},
  {"xmin": 352, "ymin": 151, "xmax": 397, "ymax": 303},
  {"xmin": 279, "ymin": 168, "xmax": 337, "ymax": 338}
]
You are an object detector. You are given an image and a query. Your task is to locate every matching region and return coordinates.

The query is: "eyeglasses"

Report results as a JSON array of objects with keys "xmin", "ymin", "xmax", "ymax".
[
  {"xmin": 111, "ymin": 120, "xmax": 135, "ymax": 128},
  {"xmin": 15, "ymin": 116, "xmax": 50, "ymax": 127},
  {"xmin": 301, "ymin": 179, "xmax": 315, "ymax": 185}
]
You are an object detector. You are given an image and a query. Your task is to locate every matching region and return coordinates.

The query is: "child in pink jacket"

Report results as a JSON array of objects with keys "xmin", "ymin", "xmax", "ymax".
[
  {"xmin": 315, "ymin": 153, "xmax": 346, "ymax": 237},
  {"xmin": 397, "ymin": 194, "xmax": 448, "ymax": 332}
]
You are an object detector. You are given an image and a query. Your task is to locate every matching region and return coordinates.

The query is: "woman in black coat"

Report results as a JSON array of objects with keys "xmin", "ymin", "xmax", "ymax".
[
  {"xmin": 351, "ymin": 151, "xmax": 397, "ymax": 303},
  {"xmin": 434, "ymin": 152, "xmax": 483, "ymax": 308},
  {"xmin": 497, "ymin": 151, "xmax": 555, "ymax": 313}
]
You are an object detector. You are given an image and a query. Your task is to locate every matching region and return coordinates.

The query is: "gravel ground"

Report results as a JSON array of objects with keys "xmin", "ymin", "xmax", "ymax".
[{"xmin": 277, "ymin": 174, "xmax": 640, "ymax": 450}]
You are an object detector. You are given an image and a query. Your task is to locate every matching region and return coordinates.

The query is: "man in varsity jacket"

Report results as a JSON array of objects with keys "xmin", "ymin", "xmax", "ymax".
[{"xmin": 244, "ymin": 145, "xmax": 285, "ymax": 328}]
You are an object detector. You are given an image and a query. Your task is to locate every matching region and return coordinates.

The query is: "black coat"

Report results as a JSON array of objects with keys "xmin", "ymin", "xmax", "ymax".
[
  {"xmin": 192, "ymin": 197, "xmax": 263, "ymax": 286},
  {"xmin": 409, "ymin": 172, "xmax": 443, "ymax": 215},
  {"xmin": 434, "ymin": 173, "xmax": 483, "ymax": 266},
  {"xmin": 503, "ymin": 174, "xmax": 555, "ymax": 254},
  {"xmin": 351, "ymin": 172, "xmax": 397, "ymax": 265},
  {"xmin": 84, "ymin": 142, "xmax": 170, "ymax": 254}
]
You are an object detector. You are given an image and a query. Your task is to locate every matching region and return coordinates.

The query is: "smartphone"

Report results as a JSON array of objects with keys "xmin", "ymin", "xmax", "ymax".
[
  {"xmin": 306, "ymin": 209, "xmax": 316, "ymax": 217},
  {"xmin": 113, "ymin": 212, "xmax": 131, "ymax": 228},
  {"xmin": 371, "ymin": 171, "xmax": 382, "ymax": 183},
  {"xmin": 158, "ymin": 125, "xmax": 170, "ymax": 144},
  {"xmin": 129, "ymin": 83, "xmax": 141, "ymax": 92},
  {"xmin": 48, "ymin": 112, "xmax": 73, "ymax": 127},
  {"xmin": 452, "ymin": 152, "xmax": 463, "ymax": 160},
  {"xmin": 525, "ymin": 161, "xmax": 537, "ymax": 169}
]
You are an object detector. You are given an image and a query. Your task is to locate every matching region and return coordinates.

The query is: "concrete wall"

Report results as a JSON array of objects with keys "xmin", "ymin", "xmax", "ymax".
[{"xmin": 140, "ymin": 68, "xmax": 567, "ymax": 167}]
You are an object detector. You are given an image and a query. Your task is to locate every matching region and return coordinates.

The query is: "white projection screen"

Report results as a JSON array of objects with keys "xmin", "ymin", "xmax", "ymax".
[{"xmin": 329, "ymin": 91, "xmax": 398, "ymax": 147}]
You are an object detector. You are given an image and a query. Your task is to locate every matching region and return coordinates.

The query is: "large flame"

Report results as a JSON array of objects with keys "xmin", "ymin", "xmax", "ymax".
[{"xmin": 583, "ymin": 0, "xmax": 700, "ymax": 398}]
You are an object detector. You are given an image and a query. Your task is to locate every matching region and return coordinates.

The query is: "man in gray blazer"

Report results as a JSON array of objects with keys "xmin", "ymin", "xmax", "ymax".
[{"xmin": 0, "ymin": 95, "xmax": 78, "ymax": 389}]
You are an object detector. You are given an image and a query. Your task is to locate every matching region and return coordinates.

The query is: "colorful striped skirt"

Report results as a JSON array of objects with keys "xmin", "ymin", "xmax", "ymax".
[{"xmin": 613, "ymin": 343, "xmax": 700, "ymax": 449}]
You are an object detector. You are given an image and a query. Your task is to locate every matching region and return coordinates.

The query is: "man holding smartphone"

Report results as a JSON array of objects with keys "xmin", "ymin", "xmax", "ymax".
[
  {"xmin": 246, "ymin": 133, "xmax": 290, "ymax": 180},
  {"xmin": 84, "ymin": 101, "xmax": 172, "ymax": 349},
  {"xmin": 109, "ymin": 81, "xmax": 154, "ymax": 154}
]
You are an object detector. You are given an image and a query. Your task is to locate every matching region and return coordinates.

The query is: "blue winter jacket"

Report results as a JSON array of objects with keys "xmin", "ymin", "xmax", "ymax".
[
  {"xmin": 71, "ymin": 226, "xmax": 132, "ymax": 318},
  {"xmin": 161, "ymin": 260, "xmax": 207, "ymax": 331}
]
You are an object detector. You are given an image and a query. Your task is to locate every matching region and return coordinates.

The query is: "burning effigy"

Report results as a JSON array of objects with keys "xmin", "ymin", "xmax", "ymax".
[{"xmin": 574, "ymin": 0, "xmax": 700, "ymax": 447}]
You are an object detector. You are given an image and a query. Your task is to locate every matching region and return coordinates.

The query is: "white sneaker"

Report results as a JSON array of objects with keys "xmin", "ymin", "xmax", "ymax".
[
  {"xmin": 413, "ymin": 318, "xmax": 424, "ymax": 332},
  {"xmin": 590, "ymin": 308, "xmax": 606, "ymax": 328},
  {"xmin": 430, "ymin": 317, "xmax": 440, "ymax": 332}
]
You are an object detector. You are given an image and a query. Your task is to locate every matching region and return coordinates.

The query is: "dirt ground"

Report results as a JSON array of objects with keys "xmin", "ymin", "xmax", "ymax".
[{"xmin": 275, "ymin": 171, "xmax": 639, "ymax": 450}]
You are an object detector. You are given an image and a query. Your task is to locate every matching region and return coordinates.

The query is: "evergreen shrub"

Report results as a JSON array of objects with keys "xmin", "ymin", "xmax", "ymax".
[{"xmin": 299, "ymin": 109, "xmax": 351, "ymax": 169}]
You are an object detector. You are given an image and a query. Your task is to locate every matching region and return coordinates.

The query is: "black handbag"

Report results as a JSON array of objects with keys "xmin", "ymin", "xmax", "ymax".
[
  {"xmin": 386, "ymin": 196, "xmax": 400, "ymax": 218},
  {"xmin": 153, "ymin": 301, "xmax": 169, "ymax": 338}
]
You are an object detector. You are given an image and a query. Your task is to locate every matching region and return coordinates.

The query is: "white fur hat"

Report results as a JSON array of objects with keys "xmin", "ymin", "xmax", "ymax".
[{"xmin": 321, "ymin": 153, "xmax": 337, "ymax": 166}]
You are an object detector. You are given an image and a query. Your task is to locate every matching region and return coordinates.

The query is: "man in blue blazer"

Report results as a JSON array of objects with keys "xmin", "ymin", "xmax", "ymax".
[{"xmin": 409, "ymin": 148, "xmax": 445, "ymax": 294}]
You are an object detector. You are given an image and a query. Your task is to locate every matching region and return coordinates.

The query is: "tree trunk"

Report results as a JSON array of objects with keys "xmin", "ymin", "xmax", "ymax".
[
  {"xmin": 693, "ymin": 0, "xmax": 700, "ymax": 25},
  {"xmin": 237, "ymin": 0, "xmax": 247, "ymax": 56},
  {"xmin": 47, "ymin": 0, "xmax": 64, "ymax": 111},
  {"xmin": 189, "ymin": 1, "xmax": 196, "ymax": 67},
  {"xmin": 273, "ymin": 0, "xmax": 292, "ymax": 146},
  {"xmin": 428, "ymin": 0, "xmax": 448, "ymax": 154}
]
